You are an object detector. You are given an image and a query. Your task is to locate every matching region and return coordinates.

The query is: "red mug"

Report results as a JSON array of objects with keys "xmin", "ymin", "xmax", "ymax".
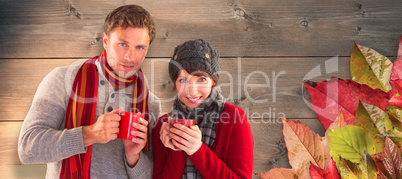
[
  {"xmin": 170, "ymin": 119, "xmax": 195, "ymax": 149},
  {"xmin": 118, "ymin": 112, "xmax": 142, "ymax": 140}
]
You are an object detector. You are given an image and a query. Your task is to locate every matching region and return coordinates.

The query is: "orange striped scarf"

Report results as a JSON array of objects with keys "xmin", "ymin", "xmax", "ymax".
[{"xmin": 60, "ymin": 50, "xmax": 149, "ymax": 179}]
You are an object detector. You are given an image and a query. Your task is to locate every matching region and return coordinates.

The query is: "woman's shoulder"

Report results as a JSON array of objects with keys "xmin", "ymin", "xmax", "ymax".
[
  {"xmin": 219, "ymin": 102, "xmax": 248, "ymax": 125},
  {"xmin": 222, "ymin": 102, "xmax": 247, "ymax": 117}
]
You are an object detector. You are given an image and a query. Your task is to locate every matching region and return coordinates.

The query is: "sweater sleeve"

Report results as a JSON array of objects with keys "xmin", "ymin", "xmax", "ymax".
[
  {"xmin": 152, "ymin": 114, "xmax": 187, "ymax": 179},
  {"xmin": 18, "ymin": 67, "xmax": 87, "ymax": 164},
  {"xmin": 188, "ymin": 109, "xmax": 254, "ymax": 179},
  {"xmin": 125, "ymin": 151, "xmax": 153, "ymax": 179}
]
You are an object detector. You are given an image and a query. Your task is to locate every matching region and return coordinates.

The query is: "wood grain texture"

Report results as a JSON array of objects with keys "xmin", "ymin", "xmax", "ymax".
[
  {"xmin": 1, "ymin": 0, "xmax": 401, "ymax": 177},
  {"xmin": 0, "ymin": 57, "xmax": 351, "ymax": 121},
  {"xmin": 0, "ymin": 0, "xmax": 401, "ymax": 58},
  {"xmin": 0, "ymin": 164, "xmax": 46, "ymax": 179},
  {"xmin": 0, "ymin": 119, "xmax": 324, "ymax": 178},
  {"xmin": 0, "ymin": 122, "xmax": 21, "ymax": 165}
]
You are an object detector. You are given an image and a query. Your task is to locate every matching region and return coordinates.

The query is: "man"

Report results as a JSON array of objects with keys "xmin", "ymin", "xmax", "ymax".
[{"xmin": 18, "ymin": 5, "xmax": 160, "ymax": 179}]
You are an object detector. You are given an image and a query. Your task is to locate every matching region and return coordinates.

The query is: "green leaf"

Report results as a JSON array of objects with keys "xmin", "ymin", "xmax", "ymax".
[
  {"xmin": 361, "ymin": 150, "xmax": 378, "ymax": 179},
  {"xmin": 328, "ymin": 126, "xmax": 378, "ymax": 164},
  {"xmin": 338, "ymin": 151, "xmax": 377, "ymax": 179},
  {"xmin": 350, "ymin": 42, "xmax": 393, "ymax": 92},
  {"xmin": 355, "ymin": 101, "xmax": 385, "ymax": 134},
  {"xmin": 386, "ymin": 106, "xmax": 402, "ymax": 141},
  {"xmin": 338, "ymin": 158, "xmax": 359, "ymax": 179},
  {"xmin": 354, "ymin": 101, "xmax": 386, "ymax": 154}
]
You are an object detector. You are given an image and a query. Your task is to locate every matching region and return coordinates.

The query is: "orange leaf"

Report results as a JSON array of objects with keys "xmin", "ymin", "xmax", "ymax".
[
  {"xmin": 255, "ymin": 168, "xmax": 296, "ymax": 179},
  {"xmin": 327, "ymin": 110, "xmax": 349, "ymax": 131},
  {"xmin": 282, "ymin": 118, "xmax": 331, "ymax": 177}
]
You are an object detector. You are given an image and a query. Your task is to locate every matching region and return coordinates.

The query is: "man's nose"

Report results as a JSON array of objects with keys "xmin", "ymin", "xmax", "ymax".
[{"xmin": 125, "ymin": 48, "xmax": 135, "ymax": 61}]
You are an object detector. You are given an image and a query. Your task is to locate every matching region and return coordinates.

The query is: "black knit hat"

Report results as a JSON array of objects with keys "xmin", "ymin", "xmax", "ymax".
[{"xmin": 169, "ymin": 39, "xmax": 220, "ymax": 83}]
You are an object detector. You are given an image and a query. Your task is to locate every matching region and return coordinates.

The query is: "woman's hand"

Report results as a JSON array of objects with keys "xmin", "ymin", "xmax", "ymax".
[
  {"xmin": 169, "ymin": 123, "xmax": 202, "ymax": 156},
  {"xmin": 159, "ymin": 117, "xmax": 180, "ymax": 151}
]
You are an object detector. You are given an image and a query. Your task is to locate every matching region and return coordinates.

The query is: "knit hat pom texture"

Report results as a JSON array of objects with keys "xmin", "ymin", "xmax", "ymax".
[{"xmin": 169, "ymin": 39, "xmax": 220, "ymax": 83}]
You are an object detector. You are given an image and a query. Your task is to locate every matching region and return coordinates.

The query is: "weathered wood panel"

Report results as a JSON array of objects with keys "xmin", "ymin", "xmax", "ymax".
[
  {"xmin": 0, "ymin": 119, "xmax": 324, "ymax": 178},
  {"xmin": 0, "ymin": 164, "xmax": 46, "ymax": 179},
  {"xmin": 1, "ymin": 0, "xmax": 401, "ymax": 58},
  {"xmin": 0, "ymin": 57, "xmax": 351, "ymax": 121},
  {"xmin": 1, "ymin": 0, "xmax": 401, "ymax": 178},
  {"xmin": 0, "ymin": 122, "xmax": 21, "ymax": 165}
]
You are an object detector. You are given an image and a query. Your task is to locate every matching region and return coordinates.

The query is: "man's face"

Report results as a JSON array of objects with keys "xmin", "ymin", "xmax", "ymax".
[{"xmin": 103, "ymin": 27, "xmax": 150, "ymax": 78}]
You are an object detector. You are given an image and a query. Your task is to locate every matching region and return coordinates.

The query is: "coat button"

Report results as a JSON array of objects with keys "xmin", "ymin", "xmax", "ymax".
[
  {"xmin": 100, "ymin": 80, "xmax": 105, "ymax": 85},
  {"xmin": 111, "ymin": 93, "xmax": 115, "ymax": 98},
  {"xmin": 107, "ymin": 106, "xmax": 113, "ymax": 112}
]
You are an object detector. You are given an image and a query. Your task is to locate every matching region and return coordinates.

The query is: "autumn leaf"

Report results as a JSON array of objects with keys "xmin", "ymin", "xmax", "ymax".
[
  {"xmin": 389, "ymin": 80, "xmax": 402, "ymax": 108},
  {"xmin": 325, "ymin": 111, "xmax": 350, "ymax": 168},
  {"xmin": 390, "ymin": 35, "xmax": 402, "ymax": 81},
  {"xmin": 328, "ymin": 126, "xmax": 378, "ymax": 164},
  {"xmin": 356, "ymin": 101, "xmax": 386, "ymax": 134},
  {"xmin": 282, "ymin": 118, "xmax": 331, "ymax": 178},
  {"xmin": 256, "ymin": 118, "xmax": 331, "ymax": 179},
  {"xmin": 303, "ymin": 77, "xmax": 389, "ymax": 130},
  {"xmin": 388, "ymin": 96, "xmax": 402, "ymax": 109},
  {"xmin": 337, "ymin": 151, "xmax": 377, "ymax": 179},
  {"xmin": 324, "ymin": 158, "xmax": 341, "ymax": 179},
  {"xmin": 327, "ymin": 110, "xmax": 349, "ymax": 131},
  {"xmin": 337, "ymin": 158, "xmax": 359, "ymax": 179},
  {"xmin": 354, "ymin": 101, "xmax": 385, "ymax": 154},
  {"xmin": 255, "ymin": 168, "xmax": 296, "ymax": 179},
  {"xmin": 386, "ymin": 106, "xmax": 402, "ymax": 136},
  {"xmin": 384, "ymin": 106, "xmax": 402, "ymax": 148},
  {"xmin": 309, "ymin": 159, "xmax": 341, "ymax": 179},
  {"xmin": 310, "ymin": 163, "xmax": 326, "ymax": 179},
  {"xmin": 351, "ymin": 42, "xmax": 393, "ymax": 92},
  {"xmin": 371, "ymin": 137, "xmax": 402, "ymax": 179}
]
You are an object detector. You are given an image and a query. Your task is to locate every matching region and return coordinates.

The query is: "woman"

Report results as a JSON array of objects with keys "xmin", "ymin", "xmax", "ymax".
[{"xmin": 152, "ymin": 39, "xmax": 254, "ymax": 179}]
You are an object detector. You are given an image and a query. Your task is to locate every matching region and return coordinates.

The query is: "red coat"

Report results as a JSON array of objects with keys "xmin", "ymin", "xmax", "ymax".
[{"xmin": 152, "ymin": 102, "xmax": 254, "ymax": 179}]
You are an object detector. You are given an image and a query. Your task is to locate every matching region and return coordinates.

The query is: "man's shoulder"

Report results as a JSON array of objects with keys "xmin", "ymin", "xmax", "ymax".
[
  {"xmin": 147, "ymin": 91, "xmax": 161, "ymax": 112},
  {"xmin": 147, "ymin": 91, "xmax": 160, "ymax": 103},
  {"xmin": 40, "ymin": 60, "xmax": 87, "ymax": 95},
  {"xmin": 47, "ymin": 59, "xmax": 87, "ymax": 79}
]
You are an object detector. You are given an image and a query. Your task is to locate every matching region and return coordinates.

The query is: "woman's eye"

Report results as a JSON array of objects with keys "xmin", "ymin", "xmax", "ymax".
[
  {"xmin": 179, "ymin": 79, "xmax": 187, "ymax": 83},
  {"xmin": 199, "ymin": 78, "xmax": 206, "ymax": 82}
]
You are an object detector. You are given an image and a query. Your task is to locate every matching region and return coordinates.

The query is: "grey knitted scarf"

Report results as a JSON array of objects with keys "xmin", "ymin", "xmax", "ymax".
[{"xmin": 169, "ymin": 86, "xmax": 226, "ymax": 179}]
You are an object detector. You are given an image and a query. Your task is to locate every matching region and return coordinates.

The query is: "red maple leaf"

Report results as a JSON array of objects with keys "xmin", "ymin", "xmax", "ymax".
[
  {"xmin": 304, "ymin": 77, "xmax": 389, "ymax": 130},
  {"xmin": 309, "ymin": 158, "xmax": 341, "ymax": 179},
  {"xmin": 390, "ymin": 36, "xmax": 402, "ymax": 81}
]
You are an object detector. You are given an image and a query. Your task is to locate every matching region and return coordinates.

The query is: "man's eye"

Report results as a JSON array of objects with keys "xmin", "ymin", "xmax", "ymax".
[
  {"xmin": 136, "ymin": 46, "xmax": 144, "ymax": 50},
  {"xmin": 119, "ymin": 43, "xmax": 127, "ymax": 47}
]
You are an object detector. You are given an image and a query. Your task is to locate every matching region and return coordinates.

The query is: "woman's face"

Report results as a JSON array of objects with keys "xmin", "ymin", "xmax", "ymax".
[{"xmin": 175, "ymin": 70, "xmax": 213, "ymax": 109}]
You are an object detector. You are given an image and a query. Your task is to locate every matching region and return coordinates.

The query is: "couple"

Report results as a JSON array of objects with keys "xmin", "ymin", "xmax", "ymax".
[{"xmin": 18, "ymin": 4, "xmax": 254, "ymax": 179}]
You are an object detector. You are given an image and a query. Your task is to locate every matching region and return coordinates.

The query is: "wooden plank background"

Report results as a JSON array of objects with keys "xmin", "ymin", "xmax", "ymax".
[{"xmin": 1, "ymin": 0, "xmax": 401, "ymax": 178}]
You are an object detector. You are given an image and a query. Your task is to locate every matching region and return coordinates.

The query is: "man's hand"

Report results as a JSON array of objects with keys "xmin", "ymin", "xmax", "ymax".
[
  {"xmin": 123, "ymin": 114, "xmax": 149, "ymax": 168},
  {"xmin": 82, "ymin": 108, "xmax": 123, "ymax": 147}
]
